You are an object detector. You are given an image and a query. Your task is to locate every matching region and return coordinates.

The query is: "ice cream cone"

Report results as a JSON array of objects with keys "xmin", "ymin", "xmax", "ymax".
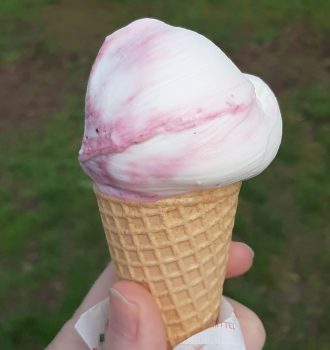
[{"xmin": 93, "ymin": 182, "xmax": 241, "ymax": 349}]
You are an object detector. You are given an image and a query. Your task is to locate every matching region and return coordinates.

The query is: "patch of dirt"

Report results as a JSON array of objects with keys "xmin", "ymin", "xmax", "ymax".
[
  {"xmin": 35, "ymin": 277, "xmax": 65, "ymax": 312},
  {"xmin": 230, "ymin": 22, "xmax": 329, "ymax": 93},
  {"xmin": 0, "ymin": 56, "xmax": 64, "ymax": 132}
]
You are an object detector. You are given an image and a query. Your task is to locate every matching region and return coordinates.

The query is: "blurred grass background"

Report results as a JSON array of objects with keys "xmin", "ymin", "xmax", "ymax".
[{"xmin": 0, "ymin": 0, "xmax": 329, "ymax": 349}]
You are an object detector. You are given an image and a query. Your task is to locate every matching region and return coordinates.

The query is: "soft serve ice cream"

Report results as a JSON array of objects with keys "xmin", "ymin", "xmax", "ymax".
[{"xmin": 79, "ymin": 18, "xmax": 282, "ymax": 200}]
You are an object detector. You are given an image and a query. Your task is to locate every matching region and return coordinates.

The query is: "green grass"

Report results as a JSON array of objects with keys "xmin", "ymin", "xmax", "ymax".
[{"xmin": 1, "ymin": 1, "xmax": 329, "ymax": 349}]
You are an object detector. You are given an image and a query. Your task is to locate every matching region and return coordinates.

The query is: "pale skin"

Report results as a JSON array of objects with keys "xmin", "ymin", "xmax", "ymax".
[{"xmin": 46, "ymin": 242, "xmax": 265, "ymax": 350}]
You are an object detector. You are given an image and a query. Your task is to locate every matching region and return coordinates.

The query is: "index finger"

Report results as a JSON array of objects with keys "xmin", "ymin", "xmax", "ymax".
[{"xmin": 225, "ymin": 241, "xmax": 254, "ymax": 279}]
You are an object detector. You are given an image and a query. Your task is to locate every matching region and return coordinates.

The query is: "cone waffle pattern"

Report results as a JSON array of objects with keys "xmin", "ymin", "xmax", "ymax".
[{"xmin": 94, "ymin": 183, "xmax": 241, "ymax": 349}]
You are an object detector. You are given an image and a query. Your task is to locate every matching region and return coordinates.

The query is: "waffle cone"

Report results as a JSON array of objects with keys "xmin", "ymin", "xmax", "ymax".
[{"xmin": 94, "ymin": 182, "xmax": 241, "ymax": 349}]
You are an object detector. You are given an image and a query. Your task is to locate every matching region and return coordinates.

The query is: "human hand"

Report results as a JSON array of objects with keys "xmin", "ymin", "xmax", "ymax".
[{"xmin": 46, "ymin": 241, "xmax": 265, "ymax": 350}]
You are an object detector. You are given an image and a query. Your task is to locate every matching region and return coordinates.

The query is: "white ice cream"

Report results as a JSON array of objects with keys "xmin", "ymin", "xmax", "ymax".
[{"xmin": 79, "ymin": 18, "xmax": 282, "ymax": 200}]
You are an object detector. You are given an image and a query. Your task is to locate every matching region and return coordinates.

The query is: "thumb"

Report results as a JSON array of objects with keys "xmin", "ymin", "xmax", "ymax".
[
  {"xmin": 226, "ymin": 297, "xmax": 266, "ymax": 350},
  {"xmin": 105, "ymin": 280, "xmax": 167, "ymax": 350}
]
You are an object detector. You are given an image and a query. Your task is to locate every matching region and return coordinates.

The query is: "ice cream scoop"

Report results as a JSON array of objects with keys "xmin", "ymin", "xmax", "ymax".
[{"xmin": 78, "ymin": 18, "xmax": 282, "ymax": 201}]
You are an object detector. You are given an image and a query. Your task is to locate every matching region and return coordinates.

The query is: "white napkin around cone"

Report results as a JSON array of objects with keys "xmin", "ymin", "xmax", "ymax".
[{"xmin": 75, "ymin": 295, "xmax": 246, "ymax": 350}]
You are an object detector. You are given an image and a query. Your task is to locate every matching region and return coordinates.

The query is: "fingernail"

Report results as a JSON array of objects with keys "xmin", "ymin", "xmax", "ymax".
[
  {"xmin": 241, "ymin": 242, "xmax": 255, "ymax": 258},
  {"xmin": 109, "ymin": 287, "xmax": 139, "ymax": 340}
]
